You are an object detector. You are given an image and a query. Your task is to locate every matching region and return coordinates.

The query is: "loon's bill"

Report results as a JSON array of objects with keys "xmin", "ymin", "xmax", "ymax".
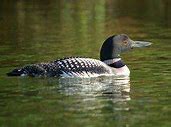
[
  {"xmin": 7, "ymin": 34, "xmax": 152, "ymax": 78},
  {"xmin": 131, "ymin": 40, "xmax": 152, "ymax": 48}
]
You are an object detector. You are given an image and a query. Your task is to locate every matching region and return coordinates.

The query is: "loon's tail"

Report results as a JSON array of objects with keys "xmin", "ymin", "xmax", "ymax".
[
  {"xmin": 7, "ymin": 65, "xmax": 48, "ymax": 77},
  {"xmin": 7, "ymin": 68, "xmax": 25, "ymax": 76}
]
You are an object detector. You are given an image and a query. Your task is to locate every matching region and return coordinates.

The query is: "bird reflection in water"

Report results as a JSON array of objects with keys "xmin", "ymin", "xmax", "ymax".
[{"xmin": 57, "ymin": 76, "xmax": 130, "ymax": 112}]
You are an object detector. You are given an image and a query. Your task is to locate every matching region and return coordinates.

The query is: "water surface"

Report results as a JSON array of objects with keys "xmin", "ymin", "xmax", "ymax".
[{"xmin": 0, "ymin": 0, "xmax": 171, "ymax": 127}]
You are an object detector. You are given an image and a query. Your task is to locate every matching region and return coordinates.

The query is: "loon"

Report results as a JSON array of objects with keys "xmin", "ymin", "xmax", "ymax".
[{"xmin": 7, "ymin": 34, "xmax": 151, "ymax": 78}]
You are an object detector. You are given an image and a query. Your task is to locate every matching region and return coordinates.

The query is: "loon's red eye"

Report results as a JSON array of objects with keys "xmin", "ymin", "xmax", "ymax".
[{"xmin": 123, "ymin": 41, "xmax": 128, "ymax": 45}]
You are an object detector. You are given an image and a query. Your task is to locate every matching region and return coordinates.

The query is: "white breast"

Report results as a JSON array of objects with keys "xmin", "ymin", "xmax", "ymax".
[{"xmin": 112, "ymin": 65, "xmax": 130, "ymax": 76}]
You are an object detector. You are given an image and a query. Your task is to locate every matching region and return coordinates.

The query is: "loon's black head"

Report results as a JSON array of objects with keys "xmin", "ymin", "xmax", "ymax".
[{"xmin": 100, "ymin": 34, "xmax": 151, "ymax": 61}]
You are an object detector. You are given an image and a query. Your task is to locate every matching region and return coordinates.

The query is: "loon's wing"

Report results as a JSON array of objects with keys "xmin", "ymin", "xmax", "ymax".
[
  {"xmin": 53, "ymin": 57, "xmax": 113, "ymax": 77},
  {"xmin": 7, "ymin": 57, "xmax": 113, "ymax": 77}
]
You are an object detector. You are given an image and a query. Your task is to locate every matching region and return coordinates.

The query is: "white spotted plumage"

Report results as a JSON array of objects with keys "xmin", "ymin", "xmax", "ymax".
[{"xmin": 54, "ymin": 57, "xmax": 113, "ymax": 78}]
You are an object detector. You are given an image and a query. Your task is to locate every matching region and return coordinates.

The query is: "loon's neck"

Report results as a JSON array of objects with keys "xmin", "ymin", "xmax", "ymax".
[
  {"xmin": 102, "ymin": 58, "xmax": 125, "ymax": 68},
  {"xmin": 102, "ymin": 58, "xmax": 130, "ymax": 76}
]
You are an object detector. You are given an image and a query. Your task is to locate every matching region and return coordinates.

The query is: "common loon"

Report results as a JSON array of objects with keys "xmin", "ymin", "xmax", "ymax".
[{"xmin": 7, "ymin": 34, "xmax": 151, "ymax": 78}]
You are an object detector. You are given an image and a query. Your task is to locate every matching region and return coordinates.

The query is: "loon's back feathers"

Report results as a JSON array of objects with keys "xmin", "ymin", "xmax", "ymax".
[
  {"xmin": 55, "ymin": 57, "xmax": 112, "ymax": 77},
  {"xmin": 7, "ymin": 57, "xmax": 113, "ymax": 77}
]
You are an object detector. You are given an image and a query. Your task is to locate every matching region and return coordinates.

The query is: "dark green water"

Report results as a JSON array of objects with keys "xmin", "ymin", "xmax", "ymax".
[{"xmin": 0, "ymin": 0, "xmax": 171, "ymax": 127}]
